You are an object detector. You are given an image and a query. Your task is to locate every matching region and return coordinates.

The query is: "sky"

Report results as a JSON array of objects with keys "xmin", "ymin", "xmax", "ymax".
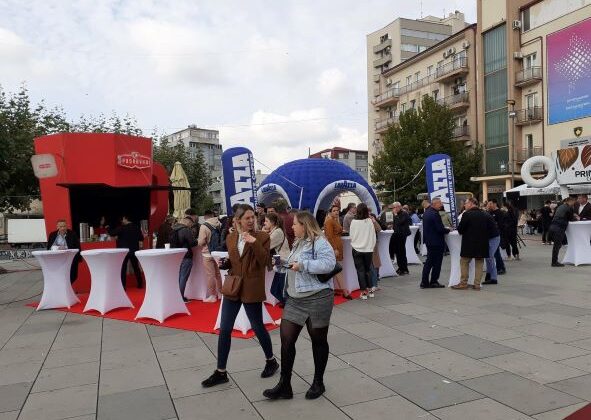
[{"xmin": 0, "ymin": 0, "xmax": 476, "ymax": 173}]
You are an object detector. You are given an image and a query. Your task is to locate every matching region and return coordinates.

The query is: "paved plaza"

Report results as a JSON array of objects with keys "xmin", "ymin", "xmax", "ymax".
[{"xmin": 1, "ymin": 237, "xmax": 591, "ymax": 419}]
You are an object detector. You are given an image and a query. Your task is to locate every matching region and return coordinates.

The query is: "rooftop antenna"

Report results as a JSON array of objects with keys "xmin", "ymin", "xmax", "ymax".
[{"xmin": 420, "ymin": 0, "xmax": 423, "ymax": 18}]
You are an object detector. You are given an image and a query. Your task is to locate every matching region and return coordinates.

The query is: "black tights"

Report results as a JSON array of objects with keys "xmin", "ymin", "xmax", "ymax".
[{"xmin": 280, "ymin": 319, "xmax": 329, "ymax": 383}]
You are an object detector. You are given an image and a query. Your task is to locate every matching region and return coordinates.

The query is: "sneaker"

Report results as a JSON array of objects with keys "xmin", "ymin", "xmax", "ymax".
[
  {"xmin": 482, "ymin": 279, "xmax": 497, "ymax": 285},
  {"xmin": 202, "ymin": 370, "xmax": 229, "ymax": 388},
  {"xmin": 368, "ymin": 291, "xmax": 375, "ymax": 298},
  {"xmin": 429, "ymin": 282, "xmax": 445, "ymax": 288},
  {"xmin": 420, "ymin": 283, "xmax": 430, "ymax": 289},
  {"xmin": 342, "ymin": 294, "xmax": 353, "ymax": 300},
  {"xmin": 203, "ymin": 296, "xmax": 218, "ymax": 303},
  {"xmin": 261, "ymin": 358, "xmax": 279, "ymax": 378},
  {"xmin": 360, "ymin": 293, "xmax": 368, "ymax": 300},
  {"xmin": 551, "ymin": 262, "xmax": 565, "ymax": 267}
]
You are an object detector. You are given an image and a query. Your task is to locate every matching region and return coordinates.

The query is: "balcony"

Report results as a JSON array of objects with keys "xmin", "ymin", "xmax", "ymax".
[
  {"xmin": 435, "ymin": 57, "xmax": 469, "ymax": 83},
  {"xmin": 515, "ymin": 146, "xmax": 543, "ymax": 163},
  {"xmin": 438, "ymin": 92, "xmax": 469, "ymax": 111},
  {"xmin": 452, "ymin": 125, "xmax": 470, "ymax": 141},
  {"xmin": 375, "ymin": 115, "xmax": 399, "ymax": 134},
  {"xmin": 514, "ymin": 107, "xmax": 543, "ymax": 125},
  {"xmin": 515, "ymin": 66, "xmax": 542, "ymax": 88},
  {"xmin": 372, "ymin": 87, "xmax": 400, "ymax": 108},
  {"xmin": 373, "ymin": 38, "xmax": 392, "ymax": 54},
  {"xmin": 373, "ymin": 54, "xmax": 392, "ymax": 68}
]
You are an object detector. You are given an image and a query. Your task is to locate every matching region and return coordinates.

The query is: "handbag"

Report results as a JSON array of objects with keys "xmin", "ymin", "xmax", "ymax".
[
  {"xmin": 312, "ymin": 240, "xmax": 343, "ymax": 283},
  {"xmin": 220, "ymin": 251, "xmax": 243, "ymax": 299}
]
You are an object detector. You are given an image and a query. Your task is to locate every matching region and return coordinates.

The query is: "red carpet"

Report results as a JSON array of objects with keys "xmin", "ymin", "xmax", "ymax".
[
  {"xmin": 565, "ymin": 403, "xmax": 591, "ymax": 419},
  {"xmin": 28, "ymin": 288, "xmax": 361, "ymax": 339}
]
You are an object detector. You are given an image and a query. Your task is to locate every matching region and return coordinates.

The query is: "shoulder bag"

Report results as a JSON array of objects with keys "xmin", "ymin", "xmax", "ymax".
[
  {"xmin": 313, "ymin": 239, "xmax": 342, "ymax": 283},
  {"xmin": 221, "ymin": 248, "xmax": 243, "ymax": 299}
]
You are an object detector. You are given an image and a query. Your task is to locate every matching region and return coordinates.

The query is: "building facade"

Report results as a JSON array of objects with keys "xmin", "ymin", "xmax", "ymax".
[
  {"xmin": 475, "ymin": 0, "xmax": 591, "ymax": 201},
  {"xmin": 164, "ymin": 125, "xmax": 225, "ymax": 212},
  {"xmin": 309, "ymin": 147, "xmax": 369, "ymax": 180}
]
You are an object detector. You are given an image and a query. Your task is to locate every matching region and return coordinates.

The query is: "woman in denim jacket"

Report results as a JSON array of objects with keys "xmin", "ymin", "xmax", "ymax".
[{"xmin": 264, "ymin": 211, "xmax": 336, "ymax": 401}]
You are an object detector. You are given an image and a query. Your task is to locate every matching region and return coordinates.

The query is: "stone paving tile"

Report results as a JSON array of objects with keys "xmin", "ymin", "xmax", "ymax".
[
  {"xmin": 523, "ymin": 312, "xmax": 586, "ymax": 329},
  {"xmin": 337, "ymin": 321, "xmax": 399, "ymax": 340},
  {"xmin": 411, "ymin": 310, "xmax": 475, "ymax": 327},
  {"xmin": 498, "ymin": 336, "xmax": 590, "ymax": 361},
  {"xmin": 559, "ymin": 354, "xmax": 591, "ymax": 373},
  {"xmin": 460, "ymin": 372, "xmax": 582, "ymax": 416},
  {"xmin": 377, "ymin": 369, "xmax": 483, "ymax": 411},
  {"xmin": 547, "ymin": 373, "xmax": 591, "ymax": 400},
  {"xmin": 3, "ymin": 330, "xmax": 57, "ymax": 349},
  {"xmin": 99, "ymin": 363, "xmax": 165, "ymax": 396},
  {"xmin": 198, "ymin": 332, "xmax": 260, "ymax": 353},
  {"xmin": 156, "ymin": 345, "xmax": 216, "ymax": 371},
  {"xmin": 364, "ymin": 310, "xmax": 423, "ymax": 327},
  {"xmin": 569, "ymin": 337, "xmax": 591, "ymax": 351},
  {"xmin": 532, "ymin": 402, "xmax": 588, "ymax": 420},
  {"xmin": 19, "ymin": 383, "xmax": 97, "ymax": 420},
  {"xmin": 335, "ymin": 299, "xmax": 390, "ymax": 316},
  {"xmin": 52, "ymin": 330, "xmax": 102, "ymax": 350},
  {"xmin": 0, "ymin": 361, "xmax": 43, "ymax": 387},
  {"xmin": 0, "ymin": 382, "xmax": 31, "ymax": 414},
  {"xmin": 225, "ymin": 346, "xmax": 278, "ymax": 374},
  {"xmin": 326, "ymin": 332, "xmax": 379, "ymax": 356},
  {"xmin": 231, "ymin": 368, "xmax": 309, "ymax": 402},
  {"xmin": 254, "ymin": 395, "xmax": 348, "ymax": 420},
  {"xmin": 328, "ymin": 308, "xmax": 369, "ymax": 327},
  {"xmin": 385, "ymin": 303, "xmax": 438, "ymax": 316},
  {"xmin": 293, "ymin": 350, "xmax": 349, "ymax": 377},
  {"xmin": 97, "ymin": 385, "xmax": 176, "ymax": 420},
  {"xmin": 32, "ymin": 361, "xmax": 99, "ymax": 393},
  {"xmin": 151, "ymin": 331, "xmax": 203, "ymax": 352},
  {"xmin": 529, "ymin": 303, "xmax": 591, "ymax": 317},
  {"xmin": 0, "ymin": 412, "xmax": 19, "ymax": 420},
  {"xmin": 452, "ymin": 322, "xmax": 524, "ymax": 342},
  {"xmin": 511, "ymin": 323, "xmax": 591, "ymax": 344},
  {"xmin": 163, "ymin": 362, "xmax": 236, "ymax": 399},
  {"xmin": 43, "ymin": 344, "xmax": 101, "ymax": 369},
  {"xmin": 174, "ymin": 388, "xmax": 261, "ymax": 420},
  {"xmin": 341, "ymin": 395, "xmax": 437, "ymax": 420},
  {"xmin": 430, "ymin": 397, "xmax": 532, "ymax": 420},
  {"xmin": 0, "ymin": 346, "xmax": 48, "ymax": 366},
  {"xmin": 100, "ymin": 346, "xmax": 156, "ymax": 370},
  {"xmin": 408, "ymin": 349, "xmax": 502, "ymax": 381},
  {"xmin": 480, "ymin": 303, "xmax": 544, "ymax": 317},
  {"xmin": 369, "ymin": 331, "xmax": 444, "ymax": 357},
  {"xmin": 339, "ymin": 348, "xmax": 423, "ymax": 378},
  {"xmin": 304, "ymin": 367, "xmax": 394, "ymax": 407},
  {"xmin": 430, "ymin": 334, "xmax": 518, "ymax": 359},
  {"xmin": 471, "ymin": 312, "xmax": 538, "ymax": 328},
  {"xmin": 393, "ymin": 321, "xmax": 466, "ymax": 340}
]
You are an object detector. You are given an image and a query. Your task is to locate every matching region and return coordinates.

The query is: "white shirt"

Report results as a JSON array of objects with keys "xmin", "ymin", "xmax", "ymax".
[
  {"xmin": 349, "ymin": 219, "xmax": 377, "ymax": 252},
  {"xmin": 238, "ymin": 234, "xmax": 246, "ymax": 257}
]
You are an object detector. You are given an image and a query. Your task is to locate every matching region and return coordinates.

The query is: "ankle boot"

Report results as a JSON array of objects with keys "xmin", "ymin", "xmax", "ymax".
[
  {"xmin": 263, "ymin": 374, "xmax": 293, "ymax": 400},
  {"xmin": 305, "ymin": 379, "xmax": 325, "ymax": 400}
]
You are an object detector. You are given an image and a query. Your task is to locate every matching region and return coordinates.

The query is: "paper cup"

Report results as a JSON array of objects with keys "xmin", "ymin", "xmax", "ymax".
[
  {"xmin": 273, "ymin": 254, "xmax": 281, "ymax": 266},
  {"xmin": 51, "ymin": 245, "xmax": 59, "ymax": 251},
  {"xmin": 164, "ymin": 243, "xmax": 170, "ymax": 249}
]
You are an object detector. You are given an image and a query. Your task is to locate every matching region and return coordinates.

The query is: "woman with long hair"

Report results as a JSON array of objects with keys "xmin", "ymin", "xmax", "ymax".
[
  {"xmin": 202, "ymin": 204, "xmax": 278, "ymax": 388},
  {"xmin": 263, "ymin": 211, "xmax": 336, "ymax": 401},
  {"xmin": 323, "ymin": 205, "xmax": 352, "ymax": 299},
  {"xmin": 349, "ymin": 203, "xmax": 376, "ymax": 299},
  {"xmin": 263, "ymin": 213, "xmax": 290, "ymax": 259}
]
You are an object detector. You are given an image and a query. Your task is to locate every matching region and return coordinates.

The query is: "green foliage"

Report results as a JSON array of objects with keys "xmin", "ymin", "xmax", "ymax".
[{"xmin": 370, "ymin": 96, "xmax": 482, "ymax": 204}]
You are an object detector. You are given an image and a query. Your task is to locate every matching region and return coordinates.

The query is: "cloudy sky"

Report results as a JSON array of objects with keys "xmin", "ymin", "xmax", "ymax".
[{"xmin": 0, "ymin": 0, "xmax": 475, "ymax": 172}]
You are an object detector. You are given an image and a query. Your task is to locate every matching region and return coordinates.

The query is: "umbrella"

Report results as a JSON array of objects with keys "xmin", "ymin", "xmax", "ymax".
[{"xmin": 170, "ymin": 161, "xmax": 191, "ymax": 219}]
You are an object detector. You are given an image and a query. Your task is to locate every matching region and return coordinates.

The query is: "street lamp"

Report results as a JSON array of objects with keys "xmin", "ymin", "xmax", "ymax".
[{"xmin": 507, "ymin": 99, "xmax": 516, "ymax": 188}]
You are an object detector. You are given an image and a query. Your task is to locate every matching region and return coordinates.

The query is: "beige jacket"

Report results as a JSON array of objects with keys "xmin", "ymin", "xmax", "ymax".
[{"xmin": 198, "ymin": 217, "xmax": 221, "ymax": 258}]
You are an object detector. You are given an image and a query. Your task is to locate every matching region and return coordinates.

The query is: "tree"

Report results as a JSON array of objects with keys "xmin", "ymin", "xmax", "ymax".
[{"xmin": 371, "ymin": 95, "xmax": 482, "ymax": 205}]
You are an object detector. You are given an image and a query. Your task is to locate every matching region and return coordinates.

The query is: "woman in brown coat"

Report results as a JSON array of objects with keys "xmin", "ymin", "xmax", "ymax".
[
  {"xmin": 202, "ymin": 204, "xmax": 278, "ymax": 387},
  {"xmin": 323, "ymin": 205, "xmax": 352, "ymax": 299}
]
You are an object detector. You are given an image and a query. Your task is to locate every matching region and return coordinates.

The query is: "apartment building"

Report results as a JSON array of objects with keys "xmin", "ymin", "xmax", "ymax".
[
  {"xmin": 309, "ymin": 147, "xmax": 369, "ymax": 180},
  {"xmin": 474, "ymin": 0, "xmax": 591, "ymax": 201},
  {"xmin": 163, "ymin": 125, "xmax": 225, "ymax": 212},
  {"xmin": 367, "ymin": 12, "xmax": 469, "ymax": 177}
]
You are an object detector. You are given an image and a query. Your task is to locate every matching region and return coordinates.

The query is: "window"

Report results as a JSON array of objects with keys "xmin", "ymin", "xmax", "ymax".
[
  {"xmin": 522, "ymin": 8, "xmax": 530, "ymax": 31},
  {"xmin": 524, "ymin": 53, "xmax": 537, "ymax": 69},
  {"xmin": 418, "ymin": 45, "xmax": 428, "ymax": 52},
  {"xmin": 400, "ymin": 28, "xmax": 448, "ymax": 41},
  {"xmin": 526, "ymin": 134, "xmax": 534, "ymax": 151},
  {"xmin": 401, "ymin": 44, "xmax": 418, "ymax": 52},
  {"xmin": 432, "ymin": 89, "xmax": 439, "ymax": 101},
  {"xmin": 410, "ymin": 99, "xmax": 416, "ymax": 109},
  {"xmin": 414, "ymin": 72, "xmax": 420, "ymax": 82},
  {"xmin": 526, "ymin": 93, "xmax": 538, "ymax": 109},
  {"xmin": 338, "ymin": 153, "xmax": 349, "ymax": 159},
  {"xmin": 400, "ymin": 103, "xmax": 407, "ymax": 113},
  {"xmin": 406, "ymin": 75, "xmax": 412, "ymax": 85},
  {"xmin": 380, "ymin": 34, "xmax": 389, "ymax": 43},
  {"xmin": 427, "ymin": 65, "xmax": 434, "ymax": 76},
  {"xmin": 393, "ymin": 81, "xmax": 400, "ymax": 89}
]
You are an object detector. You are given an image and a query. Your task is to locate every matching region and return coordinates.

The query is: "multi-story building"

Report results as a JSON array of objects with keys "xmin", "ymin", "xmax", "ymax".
[
  {"xmin": 474, "ymin": 0, "xmax": 591, "ymax": 201},
  {"xmin": 164, "ymin": 125, "xmax": 225, "ymax": 211},
  {"xmin": 367, "ymin": 12, "xmax": 469, "ymax": 176},
  {"xmin": 309, "ymin": 147, "xmax": 369, "ymax": 180}
]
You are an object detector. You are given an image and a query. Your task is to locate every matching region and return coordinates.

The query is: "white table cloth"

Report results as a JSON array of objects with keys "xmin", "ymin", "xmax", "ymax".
[
  {"xmin": 563, "ymin": 221, "xmax": 591, "ymax": 266},
  {"xmin": 81, "ymin": 248, "xmax": 133, "ymax": 315},
  {"xmin": 445, "ymin": 231, "xmax": 475, "ymax": 286},
  {"xmin": 418, "ymin": 223, "xmax": 428, "ymax": 256},
  {"xmin": 377, "ymin": 230, "xmax": 396, "ymax": 277},
  {"xmin": 134, "ymin": 249, "xmax": 190, "ymax": 323},
  {"xmin": 406, "ymin": 225, "xmax": 422, "ymax": 265},
  {"xmin": 33, "ymin": 249, "xmax": 80, "ymax": 310},
  {"xmin": 184, "ymin": 246, "xmax": 209, "ymax": 301},
  {"xmin": 341, "ymin": 237, "xmax": 361, "ymax": 292},
  {"xmin": 264, "ymin": 269, "xmax": 280, "ymax": 306}
]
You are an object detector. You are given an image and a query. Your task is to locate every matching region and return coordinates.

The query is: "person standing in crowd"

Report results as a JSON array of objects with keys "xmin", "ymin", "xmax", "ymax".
[
  {"xmin": 272, "ymin": 199, "xmax": 295, "ymax": 249},
  {"xmin": 378, "ymin": 203, "xmax": 395, "ymax": 230},
  {"xmin": 202, "ymin": 204, "xmax": 278, "ymax": 388},
  {"xmin": 323, "ymin": 205, "xmax": 352, "ymax": 299},
  {"xmin": 184, "ymin": 208, "xmax": 199, "ymax": 239},
  {"xmin": 109, "ymin": 215, "xmax": 144, "ymax": 289},
  {"xmin": 540, "ymin": 200, "xmax": 553, "ymax": 244},
  {"xmin": 47, "ymin": 219, "xmax": 81, "ymax": 284},
  {"xmin": 315, "ymin": 209, "xmax": 326, "ymax": 229},
  {"xmin": 502, "ymin": 202, "xmax": 520, "ymax": 260},
  {"xmin": 548, "ymin": 196, "xmax": 578, "ymax": 267},
  {"xmin": 263, "ymin": 211, "xmax": 336, "ymax": 401},
  {"xmin": 349, "ymin": 203, "xmax": 376, "ymax": 299},
  {"xmin": 341, "ymin": 203, "xmax": 357, "ymax": 233},
  {"xmin": 420, "ymin": 198, "xmax": 449, "ymax": 289},
  {"xmin": 171, "ymin": 216, "xmax": 198, "ymax": 301},
  {"xmin": 452, "ymin": 198, "xmax": 489, "ymax": 290},
  {"xmin": 369, "ymin": 212, "xmax": 382, "ymax": 294},
  {"xmin": 94, "ymin": 216, "xmax": 109, "ymax": 236},
  {"xmin": 155, "ymin": 215, "xmax": 175, "ymax": 248},
  {"xmin": 197, "ymin": 210, "xmax": 223, "ymax": 303},
  {"xmin": 483, "ymin": 209, "xmax": 502, "ymax": 285},
  {"xmin": 574, "ymin": 194, "xmax": 591, "ymax": 220},
  {"xmin": 391, "ymin": 202, "xmax": 411, "ymax": 275},
  {"xmin": 487, "ymin": 199, "xmax": 507, "ymax": 275},
  {"xmin": 264, "ymin": 213, "xmax": 290, "ymax": 259},
  {"xmin": 256, "ymin": 203, "xmax": 267, "ymax": 230},
  {"xmin": 407, "ymin": 205, "xmax": 421, "ymax": 254}
]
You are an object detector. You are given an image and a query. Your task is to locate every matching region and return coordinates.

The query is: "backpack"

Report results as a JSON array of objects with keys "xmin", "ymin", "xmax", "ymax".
[
  {"xmin": 170, "ymin": 227, "xmax": 182, "ymax": 248},
  {"xmin": 204, "ymin": 222, "xmax": 224, "ymax": 252}
]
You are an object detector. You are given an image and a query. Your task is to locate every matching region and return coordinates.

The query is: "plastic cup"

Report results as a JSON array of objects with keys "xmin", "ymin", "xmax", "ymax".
[
  {"xmin": 51, "ymin": 245, "xmax": 59, "ymax": 251},
  {"xmin": 164, "ymin": 243, "xmax": 170, "ymax": 249},
  {"xmin": 273, "ymin": 254, "xmax": 281, "ymax": 266}
]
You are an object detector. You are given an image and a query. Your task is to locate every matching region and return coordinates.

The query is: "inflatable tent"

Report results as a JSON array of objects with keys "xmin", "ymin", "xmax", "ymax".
[{"xmin": 257, "ymin": 159, "xmax": 380, "ymax": 215}]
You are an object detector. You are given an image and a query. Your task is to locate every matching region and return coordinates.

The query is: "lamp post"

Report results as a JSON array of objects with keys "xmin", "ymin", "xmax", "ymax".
[{"xmin": 507, "ymin": 99, "xmax": 516, "ymax": 188}]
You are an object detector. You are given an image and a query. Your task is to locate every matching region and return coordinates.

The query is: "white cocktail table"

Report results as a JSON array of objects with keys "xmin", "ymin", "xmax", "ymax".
[
  {"xmin": 264, "ymin": 269, "xmax": 280, "ymax": 306},
  {"xmin": 184, "ymin": 246, "xmax": 209, "ymax": 301},
  {"xmin": 134, "ymin": 249, "xmax": 190, "ymax": 323},
  {"xmin": 377, "ymin": 230, "xmax": 396, "ymax": 278},
  {"xmin": 445, "ymin": 231, "xmax": 475, "ymax": 286},
  {"xmin": 33, "ymin": 249, "xmax": 80, "ymax": 310},
  {"xmin": 81, "ymin": 248, "xmax": 133, "ymax": 315},
  {"xmin": 341, "ymin": 237, "xmax": 361, "ymax": 293},
  {"xmin": 406, "ymin": 225, "xmax": 422, "ymax": 265},
  {"xmin": 563, "ymin": 221, "xmax": 591, "ymax": 266}
]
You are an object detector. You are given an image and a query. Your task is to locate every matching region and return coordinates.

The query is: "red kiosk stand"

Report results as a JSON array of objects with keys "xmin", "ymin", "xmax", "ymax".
[{"xmin": 35, "ymin": 133, "xmax": 169, "ymax": 292}]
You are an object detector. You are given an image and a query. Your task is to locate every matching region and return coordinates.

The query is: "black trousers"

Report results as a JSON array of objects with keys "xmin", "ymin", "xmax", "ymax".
[
  {"xmin": 70, "ymin": 253, "xmax": 81, "ymax": 284},
  {"xmin": 506, "ymin": 233, "xmax": 519, "ymax": 257},
  {"xmin": 542, "ymin": 222, "xmax": 551, "ymax": 243},
  {"xmin": 352, "ymin": 249, "xmax": 373, "ymax": 290},
  {"xmin": 390, "ymin": 234, "xmax": 408, "ymax": 272},
  {"xmin": 121, "ymin": 252, "xmax": 143, "ymax": 288},
  {"xmin": 421, "ymin": 245, "xmax": 444, "ymax": 286},
  {"xmin": 549, "ymin": 226, "xmax": 565, "ymax": 264}
]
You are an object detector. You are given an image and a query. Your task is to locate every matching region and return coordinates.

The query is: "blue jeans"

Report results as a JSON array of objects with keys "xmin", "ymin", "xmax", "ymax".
[
  {"xmin": 494, "ymin": 245, "xmax": 506, "ymax": 272},
  {"xmin": 486, "ymin": 236, "xmax": 501, "ymax": 280},
  {"xmin": 179, "ymin": 257, "xmax": 193, "ymax": 298},
  {"xmin": 217, "ymin": 298, "xmax": 274, "ymax": 370},
  {"xmin": 370, "ymin": 263, "xmax": 379, "ymax": 288}
]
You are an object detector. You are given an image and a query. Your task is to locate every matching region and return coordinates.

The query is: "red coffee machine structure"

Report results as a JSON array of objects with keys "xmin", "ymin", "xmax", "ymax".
[{"xmin": 35, "ymin": 133, "xmax": 170, "ymax": 291}]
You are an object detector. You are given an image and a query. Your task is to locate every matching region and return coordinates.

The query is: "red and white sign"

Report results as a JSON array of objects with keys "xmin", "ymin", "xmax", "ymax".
[
  {"xmin": 117, "ymin": 152, "xmax": 151, "ymax": 169},
  {"xmin": 31, "ymin": 154, "xmax": 58, "ymax": 178}
]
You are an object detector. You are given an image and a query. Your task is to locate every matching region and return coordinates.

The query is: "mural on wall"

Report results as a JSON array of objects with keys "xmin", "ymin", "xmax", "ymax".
[{"xmin": 547, "ymin": 18, "xmax": 591, "ymax": 124}]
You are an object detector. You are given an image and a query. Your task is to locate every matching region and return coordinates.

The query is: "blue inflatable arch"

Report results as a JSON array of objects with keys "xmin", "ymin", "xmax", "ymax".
[{"xmin": 257, "ymin": 159, "xmax": 380, "ymax": 215}]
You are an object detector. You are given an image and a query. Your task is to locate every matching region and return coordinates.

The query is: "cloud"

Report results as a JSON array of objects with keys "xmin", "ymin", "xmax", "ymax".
[{"xmin": 317, "ymin": 68, "xmax": 348, "ymax": 96}]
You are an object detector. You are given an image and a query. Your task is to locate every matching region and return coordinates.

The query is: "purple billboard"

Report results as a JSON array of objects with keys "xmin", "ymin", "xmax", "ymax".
[{"xmin": 547, "ymin": 18, "xmax": 591, "ymax": 125}]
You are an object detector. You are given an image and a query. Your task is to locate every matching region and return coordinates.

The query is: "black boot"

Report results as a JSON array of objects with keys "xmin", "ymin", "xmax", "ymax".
[
  {"xmin": 261, "ymin": 358, "xmax": 279, "ymax": 378},
  {"xmin": 263, "ymin": 374, "xmax": 293, "ymax": 400},
  {"xmin": 305, "ymin": 379, "xmax": 325, "ymax": 400},
  {"xmin": 201, "ymin": 370, "xmax": 229, "ymax": 388}
]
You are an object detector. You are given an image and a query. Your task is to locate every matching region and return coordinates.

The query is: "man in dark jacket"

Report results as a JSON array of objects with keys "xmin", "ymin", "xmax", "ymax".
[
  {"xmin": 574, "ymin": 194, "xmax": 591, "ymax": 220},
  {"xmin": 47, "ymin": 219, "xmax": 81, "ymax": 284},
  {"xmin": 453, "ymin": 198, "xmax": 489, "ymax": 290},
  {"xmin": 155, "ymin": 216, "xmax": 175, "ymax": 249},
  {"xmin": 171, "ymin": 216, "xmax": 198, "ymax": 301},
  {"xmin": 487, "ymin": 199, "xmax": 507, "ymax": 275},
  {"xmin": 549, "ymin": 196, "xmax": 578, "ymax": 267},
  {"xmin": 540, "ymin": 200, "xmax": 553, "ymax": 244},
  {"xmin": 109, "ymin": 215, "xmax": 144, "ymax": 288},
  {"xmin": 390, "ymin": 202, "xmax": 411, "ymax": 275},
  {"xmin": 420, "ymin": 198, "xmax": 449, "ymax": 289}
]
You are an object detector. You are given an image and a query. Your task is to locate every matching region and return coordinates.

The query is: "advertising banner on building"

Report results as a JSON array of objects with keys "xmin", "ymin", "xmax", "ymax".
[
  {"xmin": 221, "ymin": 147, "xmax": 257, "ymax": 215},
  {"xmin": 425, "ymin": 154, "xmax": 458, "ymax": 227},
  {"xmin": 554, "ymin": 145, "xmax": 591, "ymax": 185},
  {"xmin": 547, "ymin": 18, "xmax": 591, "ymax": 125}
]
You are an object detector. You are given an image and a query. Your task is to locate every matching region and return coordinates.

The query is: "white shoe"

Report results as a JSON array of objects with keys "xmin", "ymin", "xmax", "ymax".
[
  {"xmin": 368, "ymin": 291, "xmax": 375, "ymax": 298},
  {"xmin": 360, "ymin": 293, "xmax": 368, "ymax": 300},
  {"xmin": 203, "ymin": 296, "xmax": 218, "ymax": 303}
]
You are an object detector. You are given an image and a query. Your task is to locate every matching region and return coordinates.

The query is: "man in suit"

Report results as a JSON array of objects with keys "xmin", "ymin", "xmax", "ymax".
[
  {"xmin": 420, "ymin": 198, "xmax": 450, "ymax": 289},
  {"xmin": 549, "ymin": 196, "xmax": 578, "ymax": 267},
  {"xmin": 109, "ymin": 215, "xmax": 144, "ymax": 288},
  {"xmin": 47, "ymin": 219, "xmax": 81, "ymax": 284},
  {"xmin": 574, "ymin": 194, "xmax": 591, "ymax": 220}
]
